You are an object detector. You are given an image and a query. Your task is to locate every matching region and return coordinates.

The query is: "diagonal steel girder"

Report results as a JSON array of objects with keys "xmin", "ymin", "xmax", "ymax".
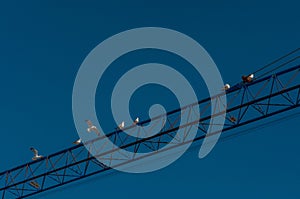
[{"xmin": 0, "ymin": 65, "xmax": 299, "ymax": 199}]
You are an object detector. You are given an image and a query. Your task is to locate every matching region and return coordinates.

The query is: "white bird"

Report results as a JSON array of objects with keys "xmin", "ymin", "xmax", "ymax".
[
  {"xmin": 133, "ymin": 117, "xmax": 139, "ymax": 125},
  {"xmin": 118, "ymin": 121, "xmax": 125, "ymax": 130},
  {"xmin": 73, "ymin": 138, "xmax": 82, "ymax": 145},
  {"xmin": 85, "ymin": 120, "xmax": 100, "ymax": 136},
  {"xmin": 30, "ymin": 147, "xmax": 43, "ymax": 161},
  {"xmin": 223, "ymin": 83, "xmax": 231, "ymax": 91}
]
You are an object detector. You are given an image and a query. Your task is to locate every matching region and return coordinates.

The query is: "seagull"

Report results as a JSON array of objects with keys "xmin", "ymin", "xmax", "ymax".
[
  {"xmin": 30, "ymin": 147, "xmax": 43, "ymax": 161},
  {"xmin": 223, "ymin": 84, "xmax": 231, "ymax": 91},
  {"xmin": 118, "ymin": 121, "xmax": 125, "ymax": 130},
  {"xmin": 73, "ymin": 138, "xmax": 82, "ymax": 145},
  {"xmin": 133, "ymin": 117, "xmax": 139, "ymax": 125},
  {"xmin": 85, "ymin": 120, "xmax": 100, "ymax": 136}
]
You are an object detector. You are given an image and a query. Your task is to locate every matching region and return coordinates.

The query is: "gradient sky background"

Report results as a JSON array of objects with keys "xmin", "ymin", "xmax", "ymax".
[{"xmin": 0, "ymin": 0, "xmax": 300, "ymax": 199}]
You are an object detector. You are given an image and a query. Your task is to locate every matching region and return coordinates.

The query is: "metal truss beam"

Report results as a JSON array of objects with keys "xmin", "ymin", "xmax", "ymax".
[{"xmin": 0, "ymin": 65, "xmax": 300, "ymax": 199}]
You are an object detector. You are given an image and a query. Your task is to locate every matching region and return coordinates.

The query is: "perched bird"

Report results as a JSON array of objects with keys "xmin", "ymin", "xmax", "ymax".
[
  {"xmin": 133, "ymin": 117, "xmax": 139, "ymax": 125},
  {"xmin": 118, "ymin": 121, "xmax": 125, "ymax": 130},
  {"xmin": 85, "ymin": 120, "xmax": 100, "ymax": 136},
  {"xmin": 30, "ymin": 147, "xmax": 43, "ymax": 161},
  {"xmin": 223, "ymin": 83, "xmax": 231, "ymax": 91},
  {"xmin": 73, "ymin": 138, "xmax": 82, "ymax": 145},
  {"xmin": 242, "ymin": 74, "xmax": 254, "ymax": 83}
]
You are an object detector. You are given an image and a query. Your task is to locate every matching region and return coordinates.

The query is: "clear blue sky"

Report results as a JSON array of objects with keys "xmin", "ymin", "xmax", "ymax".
[{"xmin": 0, "ymin": 1, "xmax": 300, "ymax": 199}]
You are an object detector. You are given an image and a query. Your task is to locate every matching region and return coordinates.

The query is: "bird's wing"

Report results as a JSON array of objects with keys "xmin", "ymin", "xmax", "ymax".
[
  {"xmin": 93, "ymin": 128, "xmax": 100, "ymax": 135},
  {"xmin": 85, "ymin": 120, "xmax": 93, "ymax": 127},
  {"xmin": 30, "ymin": 147, "xmax": 38, "ymax": 156}
]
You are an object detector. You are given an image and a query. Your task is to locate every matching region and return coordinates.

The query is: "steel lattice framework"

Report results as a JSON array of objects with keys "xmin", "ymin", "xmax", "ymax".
[{"xmin": 0, "ymin": 64, "xmax": 300, "ymax": 199}]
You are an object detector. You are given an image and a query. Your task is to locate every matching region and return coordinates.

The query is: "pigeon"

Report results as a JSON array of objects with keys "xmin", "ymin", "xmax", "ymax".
[
  {"xmin": 73, "ymin": 138, "xmax": 82, "ymax": 145},
  {"xmin": 85, "ymin": 120, "xmax": 100, "ymax": 136},
  {"xmin": 242, "ymin": 74, "xmax": 255, "ymax": 83},
  {"xmin": 30, "ymin": 147, "xmax": 43, "ymax": 161}
]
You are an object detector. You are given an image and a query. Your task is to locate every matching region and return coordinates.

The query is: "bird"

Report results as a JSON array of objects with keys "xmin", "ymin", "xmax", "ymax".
[
  {"xmin": 73, "ymin": 138, "xmax": 82, "ymax": 145},
  {"xmin": 133, "ymin": 117, "xmax": 139, "ymax": 125},
  {"xmin": 85, "ymin": 120, "xmax": 100, "ymax": 136},
  {"xmin": 223, "ymin": 83, "xmax": 231, "ymax": 91},
  {"xmin": 30, "ymin": 147, "xmax": 43, "ymax": 161},
  {"xmin": 118, "ymin": 121, "xmax": 125, "ymax": 130},
  {"xmin": 242, "ymin": 74, "xmax": 255, "ymax": 83}
]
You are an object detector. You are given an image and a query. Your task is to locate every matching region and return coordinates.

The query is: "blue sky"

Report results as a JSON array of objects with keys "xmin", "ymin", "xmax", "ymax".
[{"xmin": 0, "ymin": 1, "xmax": 299, "ymax": 199}]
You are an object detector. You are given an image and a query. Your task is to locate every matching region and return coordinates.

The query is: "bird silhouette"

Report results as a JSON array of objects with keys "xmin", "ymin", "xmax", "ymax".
[{"xmin": 85, "ymin": 120, "xmax": 100, "ymax": 136}]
